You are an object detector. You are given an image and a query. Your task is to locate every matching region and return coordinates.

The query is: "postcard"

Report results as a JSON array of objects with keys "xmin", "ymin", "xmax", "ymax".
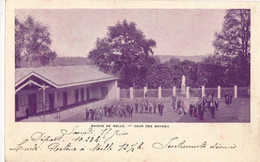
[{"xmin": 4, "ymin": 0, "xmax": 260, "ymax": 161}]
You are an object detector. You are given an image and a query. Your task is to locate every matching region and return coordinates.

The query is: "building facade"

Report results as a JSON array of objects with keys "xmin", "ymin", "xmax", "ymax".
[{"xmin": 15, "ymin": 65, "xmax": 118, "ymax": 120}]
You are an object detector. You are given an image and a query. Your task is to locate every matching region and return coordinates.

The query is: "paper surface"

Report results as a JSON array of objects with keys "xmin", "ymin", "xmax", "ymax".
[{"xmin": 5, "ymin": 0, "xmax": 260, "ymax": 161}]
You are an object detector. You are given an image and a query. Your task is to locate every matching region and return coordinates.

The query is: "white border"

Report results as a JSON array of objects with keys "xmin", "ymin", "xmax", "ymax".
[{"xmin": 0, "ymin": 0, "xmax": 5, "ymax": 161}]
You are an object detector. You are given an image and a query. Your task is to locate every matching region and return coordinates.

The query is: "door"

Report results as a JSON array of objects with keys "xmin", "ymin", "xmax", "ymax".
[
  {"xmin": 28, "ymin": 93, "xmax": 37, "ymax": 115},
  {"xmin": 15, "ymin": 94, "xmax": 19, "ymax": 112},
  {"xmin": 49, "ymin": 93, "xmax": 55, "ymax": 110},
  {"xmin": 101, "ymin": 87, "xmax": 108, "ymax": 99},
  {"xmin": 63, "ymin": 92, "xmax": 67, "ymax": 107},
  {"xmin": 81, "ymin": 88, "xmax": 84, "ymax": 102}
]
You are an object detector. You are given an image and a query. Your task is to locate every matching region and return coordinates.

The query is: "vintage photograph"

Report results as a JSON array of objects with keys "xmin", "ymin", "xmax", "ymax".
[{"xmin": 15, "ymin": 9, "xmax": 250, "ymax": 122}]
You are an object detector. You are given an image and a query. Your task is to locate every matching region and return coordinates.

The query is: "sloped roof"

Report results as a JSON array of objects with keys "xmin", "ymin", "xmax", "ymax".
[{"xmin": 15, "ymin": 65, "xmax": 117, "ymax": 88}]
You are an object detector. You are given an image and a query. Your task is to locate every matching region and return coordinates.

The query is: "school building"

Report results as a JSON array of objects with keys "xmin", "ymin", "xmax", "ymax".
[{"xmin": 15, "ymin": 65, "xmax": 118, "ymax": 120}]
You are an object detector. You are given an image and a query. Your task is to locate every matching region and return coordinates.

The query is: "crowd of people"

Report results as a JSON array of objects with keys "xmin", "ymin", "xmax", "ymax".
[
  {"xmin": 171, "ymin": 92, "xmax": 233, "ymax": 120},
  {"xmin": 85, "ymin": 99, "xmax": 166, "ymax": 121},
  {"xmin": 84, "ymin": 92, "xmax": 233, "ymax": 121}
]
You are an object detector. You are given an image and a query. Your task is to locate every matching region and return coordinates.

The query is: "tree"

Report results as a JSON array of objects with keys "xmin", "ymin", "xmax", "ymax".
[
  {"xmin": 88, "ymin": 20, "xmax": 156, "ymax": 88},
  {"xmin": 15, "ymin": 16, "xmax": 57, "ymax": 68},
  {"xmin": 213, "ymin": 9, "xmax": 250, "ymax": 86}
]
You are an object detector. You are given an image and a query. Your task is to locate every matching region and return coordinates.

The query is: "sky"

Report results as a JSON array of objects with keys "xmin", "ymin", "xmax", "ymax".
[{"xmin": 16, "ymin": 9, "xmax": 226, "ymax": 57}]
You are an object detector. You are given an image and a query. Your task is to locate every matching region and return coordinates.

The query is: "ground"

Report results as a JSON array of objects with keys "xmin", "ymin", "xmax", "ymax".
[{"xmin": 21, "ymin": 97, "xmax": 250, "ymax": 123}]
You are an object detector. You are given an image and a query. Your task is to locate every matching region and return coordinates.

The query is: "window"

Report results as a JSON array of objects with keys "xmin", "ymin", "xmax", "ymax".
[
  {"xmin": 75, "ymin": 89, "xmax": 79, "ymax": 103},
  {"xmin": 81, "ymin": 88, "xmax": 84, "ymax": 102},
  {"xmin": 86, "ymin": 87, "xmax": 89, "ymax": 101}
]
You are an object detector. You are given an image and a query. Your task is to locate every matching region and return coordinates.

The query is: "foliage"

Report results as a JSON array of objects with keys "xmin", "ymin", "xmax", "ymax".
[
  {"xmin": 88, "ymin": 20, "xmax": 156, "ymax": 88},
  {"xmin": 213, "ymin": 9, "xmax": 250, "ymax": 86},
  {"xmin": 15, "ymin": 16, "xmax": 57, "ymax": 68}
]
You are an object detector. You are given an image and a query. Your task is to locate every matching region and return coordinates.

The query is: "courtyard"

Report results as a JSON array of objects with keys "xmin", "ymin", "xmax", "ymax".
[{"xmin": 21, "ymin": 97, "xmax": 250, "ymax": 123}]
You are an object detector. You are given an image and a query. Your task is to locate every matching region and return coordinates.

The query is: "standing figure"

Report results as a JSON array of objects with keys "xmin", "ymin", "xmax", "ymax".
[
  {"xmin": 215, "ymin": 100, "xmax": 219, "ymax": 111},
  {"xmin": 89, "ymin": 108, "xmax": 93, "ymax": 120},
  {"xmin": 56, "ymin": 107, "xmax": 61, "ymax": 119},
  {"xmin": 149, "ymin": 101, "xmax": 152, "ymax": 114},
  {"xmin": 158, "ymin": 102, "xmax": 161, "ymax": 115},
  {"xmin": 135, "ymin": 100, "xmax": 139, "ymax": 113},
  {"xmin": 160, "ymin": 102, "xmax": 164, "ymax": 116},
  {"xmin": 210, "ymin": 100, "xmax": 215, "ymax": 118},
  {"xmin": 181, "ymin": 101, "xmax": 186, "ymax": 115},
  {"xmin": 153, "ymin": 101, "xmax": 157, "ymax": 114},
  {"xmin": 193, "ymin": 105, "xmax": 197, "ymax": 117},
  {"xmin": 104, "ymin": 105, "xmax": 108, "ymax": 117},
  {"xmin": 189, "ymin": 104, "xmax": 193, "ymax": 117},
  {"xmin": 198, "ymin": 104, "xmax": 204, "ymax": 120},
  {"xmin": 172, "ymin": 95, "xmax": 176, "ymax": 111},
  {"xmin": 145, "ymin": 101, "xmax": 148, "ymax": 113},
  {"xmin": 91, "ymin": 107, "xmax": 95, "ymax": 120},
  {"xmin": 225, "ymin": 93, "xmax": 230, "ymax": 108},
  {"xmin": 130, "ymin": 105, "xmax": 133, "ymax": 118},
  {"xmin": 25, "ymin": 107, "xmax": 29, "ymax": 119},
  {"xmin": 86, "ymin": 107, "xmax": 89, "ymax": 121},
  {"xmin": 177, "ymin": 99, "xmax": 181, "ymax": 113},
  {"xmin": 140, "ymin": 102, "xmax": 144, "ymax": 113}
]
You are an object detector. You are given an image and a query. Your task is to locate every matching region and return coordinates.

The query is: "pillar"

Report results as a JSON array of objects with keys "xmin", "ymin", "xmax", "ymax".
[
  {"xmin": 42, "ymin": 84, "xmax": 46, "ymax": 110},
  {"xmin": 55, "ymin": 89, "xmax": 58, "ymax": 108},
  {"xmin": 158, "ymin": 86, "xmax": 162, "ymax": 99},
  {"xmin": 218, "ymin": 86, "xmax": 221, "ymax": 99},
  {"xmin": 202, "ymin": 85, "xmax": 205, "ymax": 97},
  {"xmin": 130, "ymin": 87, "xmax": 133, "ymax": 99},
  {"xmin": 173, "ymin": 86, "xmax": 176, "ymax": 96},
  {"xmin": 144, "ymin": 86, "xmax": 148, "ymax": 98},
  {"xmin": 234, "ymin": 85, "xmax": 237, "ymax": 99},
  {"xmin": 117, "ymin": 87, "xmax": 120, "ymax": 100},
  {"xmin": 186, "ymin": 86, "xmax": 189, "ymax": 99},
  {"xmin": 42, "ymin": 84, "xmax": 46, "ymax": 121}
]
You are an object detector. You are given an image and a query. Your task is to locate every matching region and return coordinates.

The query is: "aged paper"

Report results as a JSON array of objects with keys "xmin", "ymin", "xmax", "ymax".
[{"xmin": 5, "ymin": 0, "xmax": 260, "ymax": 161}]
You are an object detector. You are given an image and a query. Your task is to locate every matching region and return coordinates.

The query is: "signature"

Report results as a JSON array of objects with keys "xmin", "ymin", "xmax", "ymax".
[{"xmin": 152, "ymin": 137, "xmax": 237, "ymax": 150}]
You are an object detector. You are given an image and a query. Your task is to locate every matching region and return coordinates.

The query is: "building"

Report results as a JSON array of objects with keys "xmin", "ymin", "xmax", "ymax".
[{"xmin": 15, "ymin": 65, "xmax": 118, "ymax": 120}]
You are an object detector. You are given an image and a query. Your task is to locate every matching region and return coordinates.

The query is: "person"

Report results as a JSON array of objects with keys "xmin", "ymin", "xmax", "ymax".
[
  {"xmin": 140, "ymin": 102, "xmax": 144, "ymax": 113},
  {"xmin": 104, "ymin": 104, "xmax": 108, "ymax": 116},
  {"xmin": 210, "ymin": 100, "xmax": 215, "ymax": 118},
  {"xmin": 198, "ymin": 104, "xmax": 204, "ymax": 120},
  {"xmin": 193, "ymin": 105, "xmax": 197, "ymax": 117},
  {"xmin": 56, "ymin": 107, "xmax": 61, "ymax": 119},
  {"xmin": 25, "ymin": 107, "xmax": 29, "ymax": 119},
  {"xmin": 86, "ymin": 107, "xmax": 89, "ymax": 121},
  {"xmin": 215, "ymin": 100, "xmax": 219, "ymax": 111},
  {"xmin": 160, "ymin": 102, "xmax": 164, "ymax": 116},
  {"xmin": 153, "ymin": 101, "xmax": 157, "ymax": 114},
  {"xmin": 172, "ymin": 95, "xmax": 176, "ymax": 111},
  {"xmin": 189, "ymin": 104, "xmax": 193, "ymax": 117},
  {"xmin": 158, "ymin": 102, "xmax": 161, "ymax": 115},
  {"xmin": 149, "ymin": 101, "xmax": 152, "ymax": 114},
  {"xmin": 98, "ymin": 107, "xmax": 103, "ymax": 120},
  {"xmin": 126, "ymin": 103, "xmax": 131, "ymax": 117},
  {"xmin": 118, "ymin": 105, "xmax": 123, "ymax": 117},
  {"xmin": 135, "ymin": 100, "xmax": 139, "ymax": 113},
  {"xmin": 91, "ymin": 107, "xmax": 95, "ymax": 120},
  {"xmin": 202, "ymin": 97, "xmax": 207, "ymax": 112},
  {"xmin": 177, "ymin": 99, "xmax": 181, "ymax": 112},
  {"xmin": 145, "ymin": 101, "xmax": 148, "ymax": 113},
  {"xmin": 130, "ymin": 105, "xmax": 134, "ymax": 118},
  {"xmin": 225, "ymin": 93, "xmax": 230, "ymax": 108},
  {"xmin": 181, "ymin": 101, "xmax": 186, "ymax": 115}
]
